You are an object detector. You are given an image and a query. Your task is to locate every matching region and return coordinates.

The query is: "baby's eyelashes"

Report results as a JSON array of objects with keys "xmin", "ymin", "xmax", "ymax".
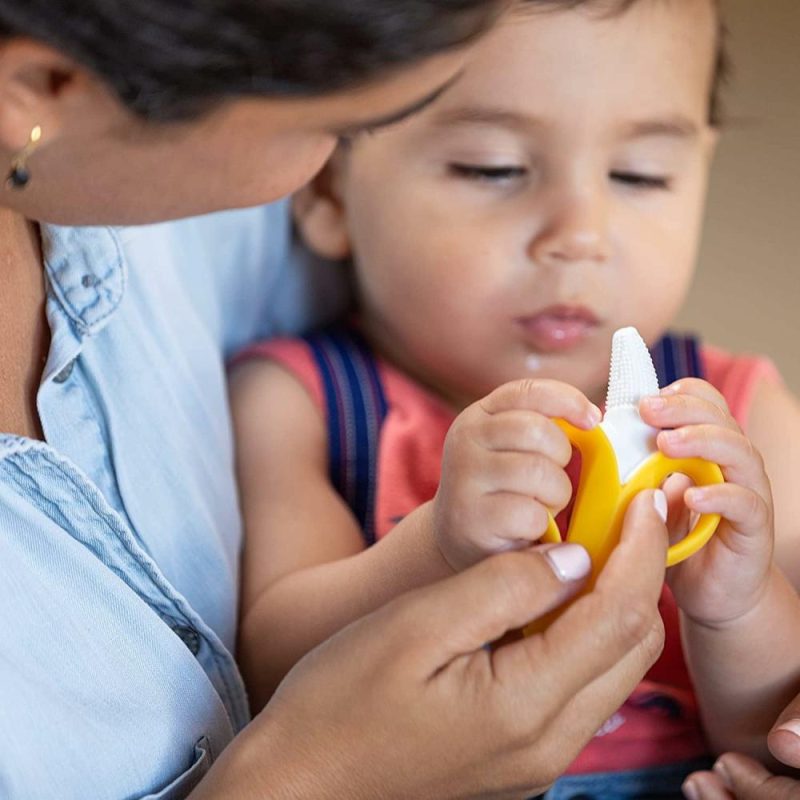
[
  {"xmin": 610, "ymin": 170, "xmax": 672, "ymax": 191},
  {"xmin": 447, "ymin": 162, "xmax": 527, "ymax": 183}
]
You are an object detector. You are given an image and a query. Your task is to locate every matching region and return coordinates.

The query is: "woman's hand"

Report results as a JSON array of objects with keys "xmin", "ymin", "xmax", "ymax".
[
  {"xmin": 682, "ymin": 696, "xmax": 800, "ymax": 799},
  {"xmin": 434, "ymin": 379, "xmax": 601, "ymax": 572},
  {"xmin": 684, "ymin": 754, "xmax": 800, "ymax": 799},
  {"xmin": 640, "ymin": 377, "xmax": 775, "ymax": 626},
  {"xmin": 193, "ymin": 491, "xmax": 668, "ymax": 800}
]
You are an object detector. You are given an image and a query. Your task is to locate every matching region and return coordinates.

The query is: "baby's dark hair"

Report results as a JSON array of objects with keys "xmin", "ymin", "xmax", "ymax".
[
  {"xmin": 523, "ymin": 0, "xmax": 729, "ymax": 126},
  {"xmin": 0, "ymin": 0, "xmax": 504, "ymax": 121}
]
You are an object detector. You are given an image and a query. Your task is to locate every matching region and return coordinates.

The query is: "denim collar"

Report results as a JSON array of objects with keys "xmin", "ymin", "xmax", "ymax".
[{"xmin": 41, "ymin": 225, "xmax": 126, "ymax": 337}]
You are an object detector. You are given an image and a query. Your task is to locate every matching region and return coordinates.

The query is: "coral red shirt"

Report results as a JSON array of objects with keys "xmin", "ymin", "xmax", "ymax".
[{"xmin": 240, "ymin": 336, "xmax": 780, "ymax": 773}]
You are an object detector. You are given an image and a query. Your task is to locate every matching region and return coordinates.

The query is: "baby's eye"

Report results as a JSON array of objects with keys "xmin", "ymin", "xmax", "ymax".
[
  {"xmin": 448, "ymin": 163, "xmax": 527, "ymax": 183},
  {"xmin": 610, "ymin": 171, "xmax": 671, "ymax": 190}
]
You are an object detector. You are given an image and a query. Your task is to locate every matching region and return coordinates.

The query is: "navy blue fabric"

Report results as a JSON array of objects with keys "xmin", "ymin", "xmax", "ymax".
[
  {"xmin": 651, "ymin": 333, "xmax": 703, "ymax": 386},
  {"xmin": 305, "ymin": 328, "xmax": 389, "ymax": 546},
  {"xmin": 529, "ymin": 756, "xmax": 714, "ymax": 800}
]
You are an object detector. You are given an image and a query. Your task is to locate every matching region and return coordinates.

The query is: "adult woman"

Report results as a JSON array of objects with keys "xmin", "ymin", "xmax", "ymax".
[{"xmin": 0, "ymin": 2, "xmax": 669, "ymax": 797}]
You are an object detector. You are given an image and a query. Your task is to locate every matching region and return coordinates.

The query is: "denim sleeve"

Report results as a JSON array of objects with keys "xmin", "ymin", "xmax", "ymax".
[{"xmin": 117, "ymin": 200, "xmax": 351, "ymax": 358}]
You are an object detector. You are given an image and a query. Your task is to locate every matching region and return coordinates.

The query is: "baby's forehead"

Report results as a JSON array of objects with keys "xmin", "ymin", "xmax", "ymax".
[
  {"xmin": 339, "ymin": 0, "xmax": 719, "ymax": 156},
  {"xmin": 507, "ymin": 0, "xmax": 723, "ymax": 122},
  {"xmin": 445, "ymin": 0, "xmax": 720, "ymax": 120}
]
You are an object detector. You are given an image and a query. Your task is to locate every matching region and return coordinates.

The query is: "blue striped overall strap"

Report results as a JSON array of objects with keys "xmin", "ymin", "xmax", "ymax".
[
  {"xmin": 303, "ymin": 327, "xmax": 389, "ymax": 547},
  {"xmin": 650, "ymin": 332, "xmax": 704, "ymax": 384}
]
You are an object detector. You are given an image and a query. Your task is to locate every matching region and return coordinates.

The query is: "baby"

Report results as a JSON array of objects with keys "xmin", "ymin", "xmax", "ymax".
[{"xmin": 230, "ymin": 1, "xmax": 800, "ymax": 796}]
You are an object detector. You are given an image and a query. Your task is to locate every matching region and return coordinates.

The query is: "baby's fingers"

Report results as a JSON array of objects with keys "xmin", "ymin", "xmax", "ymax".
[
  {"xmin": 474, "ymin": 410, "xmax": 573, "ymax": 467},
  {"xmin": 657, "ymin": 424, "xmax": 772, "ymax": 501},
  {"xmin": 660, "ymin": 377, "xmax": 728, "ymax": 408},
  {"xmin": 480, "ymin": 379, "xmax": 601, "ymax": 431},
  {"xmin": 481, "ymin": 451, "xmax": 573, "ymax": 513},
  {"xmin": 686, "ymin": 483, "xmax": 772, "ymax": 544},
  {"xmin": 474, "ymin": 493, "xmax": 555, "ymax": 549},
  {"xmin": 641, "ymin": 390, "xmax": 738, "ymax": 433}
]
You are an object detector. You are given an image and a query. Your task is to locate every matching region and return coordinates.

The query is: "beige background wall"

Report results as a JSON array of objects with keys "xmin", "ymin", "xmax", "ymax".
[{"xmin": 675, "ymin": 0, "xmax": 800, "ymax": 392}]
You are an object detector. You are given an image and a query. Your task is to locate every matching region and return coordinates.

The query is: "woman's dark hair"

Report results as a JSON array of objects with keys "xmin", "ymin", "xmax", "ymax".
[
  {"xmin": 0, "ymin": 0, "xmax": 504, "ymax": 121},
  {"xmin": 0, "ymin": 0, "xmax": 728, "ymax": 125}
]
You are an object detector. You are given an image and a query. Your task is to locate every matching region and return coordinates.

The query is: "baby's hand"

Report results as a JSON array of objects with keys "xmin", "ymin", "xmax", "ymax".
[
  {"xmin": 640, "ymin": 378, "xmax": 775, "ymax": 626},
  {"xmin": 433, "ymin": 379, "xmax": 601, "ymax": 571}
]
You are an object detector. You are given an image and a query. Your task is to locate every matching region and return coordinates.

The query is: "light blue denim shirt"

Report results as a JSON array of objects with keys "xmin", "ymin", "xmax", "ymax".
[{"xmin": 0, "ymin": 201, "xmax": 347, "ymax": 799}]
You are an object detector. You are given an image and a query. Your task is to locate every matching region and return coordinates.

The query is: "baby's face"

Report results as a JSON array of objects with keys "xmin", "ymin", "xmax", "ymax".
[{"xmin": 320, "ymin": 0, "xmax": 719, "ymax": 407}]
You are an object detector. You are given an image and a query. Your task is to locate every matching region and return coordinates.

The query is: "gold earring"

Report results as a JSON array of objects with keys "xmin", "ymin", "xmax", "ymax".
[{"xmin": 6, "ymin": 125, "xmax": 42, "ymax": 189}]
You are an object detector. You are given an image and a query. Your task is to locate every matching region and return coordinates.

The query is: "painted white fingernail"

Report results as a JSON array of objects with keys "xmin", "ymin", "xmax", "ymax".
[
  {"xmin": 653, "ymin": 490, "xmax": 668, "ymax": 523},
  {"xmin": 774, "ymin": 719, "xmax": 800, "ymax": 739},
  {"xmin": 681, "ymin": 778, "xmax": 700, "ymax": 800},
  {"xmin": 543, "ymin": 543, "xmax": 591, "ymax": 582},
  {"xmin": 713, "ymin": 758, "xmax": 731, "ymax": 788}
]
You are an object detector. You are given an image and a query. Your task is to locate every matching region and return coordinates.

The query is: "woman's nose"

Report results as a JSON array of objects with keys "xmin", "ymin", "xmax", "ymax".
[{"xmin": 529, "ymin": 188, "xmax": 611, "ymax": 267}]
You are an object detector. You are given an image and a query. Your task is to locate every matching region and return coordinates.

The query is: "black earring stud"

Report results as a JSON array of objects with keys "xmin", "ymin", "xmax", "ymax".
[
  {"xmin": 6, "ymin": 125, "xmax": 41, "ymax": 190},
  {"xmin": 7, "ymin": 164, "xmax": 30, "ymax": 189}
]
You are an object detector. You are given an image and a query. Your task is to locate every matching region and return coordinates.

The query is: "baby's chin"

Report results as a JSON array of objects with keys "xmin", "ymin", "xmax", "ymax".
[{"xmin": 440, "ymin": 368, "xmax": 602, "ymax": 410}]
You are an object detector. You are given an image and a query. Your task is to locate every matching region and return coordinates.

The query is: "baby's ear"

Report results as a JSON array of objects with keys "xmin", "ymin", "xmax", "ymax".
[{"xmin": 292, "ymin": 152, "xmax": 351, "ymax": 260}]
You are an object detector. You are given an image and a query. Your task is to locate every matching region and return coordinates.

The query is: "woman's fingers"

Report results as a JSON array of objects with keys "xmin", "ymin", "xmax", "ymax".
[
  {"xmin": 684, "ymin": 754, "xmax": 800, "ymax": 800},
  {"xmin": 683, "ymin": 769, "xmax": 736, "ymax": 799},
  {"xmin": 240, "ymin": 492, "xmax": 668, "ymax": 800},
  {"xmin": 491, "ymin": 490, "xmax": 668, "ymax": 720},
  {"xmin": 769, "ymin": 697, "xmax": 800, "ymax": 769},
  {"xmin": 393, "ymin": 544, "xmax": 591, "ymax": 671},
  {"xmin": 530, "ymin": 616, "xmax": 666, "ymax": 777}
]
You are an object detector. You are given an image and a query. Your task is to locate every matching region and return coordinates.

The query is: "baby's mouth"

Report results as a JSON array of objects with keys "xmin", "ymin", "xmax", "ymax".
[{"xmin": 515, "ymin": 305, "xmax": 600, "ymax": 352}]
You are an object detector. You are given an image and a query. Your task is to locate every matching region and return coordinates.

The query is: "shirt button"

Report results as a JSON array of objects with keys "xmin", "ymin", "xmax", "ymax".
[
  {"xmin": 53, "ymin": 360, "xmax": 76, "ymax": 384},
  {"xmin": 172, "ymin": 625, "xmax": 201, "ymax": 656}
]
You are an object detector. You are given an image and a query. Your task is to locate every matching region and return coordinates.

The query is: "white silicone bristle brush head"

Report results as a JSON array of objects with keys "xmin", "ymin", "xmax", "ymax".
[
  {"xmin": 600, "ymin": 327, "xmax": 662, "ymax": 482},
  {"xmin": 606, "ymin": 327, "xmax": 660, "ymax": 410}
]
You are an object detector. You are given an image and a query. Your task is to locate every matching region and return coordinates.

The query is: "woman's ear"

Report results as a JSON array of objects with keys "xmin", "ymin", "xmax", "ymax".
[
  {"xmin": 292, "ymin": 150, "xmax": 352, "ymax": 260},
  {"xmin": 0, "ymin": 39, "xmax": 80, "ymax": 157}
]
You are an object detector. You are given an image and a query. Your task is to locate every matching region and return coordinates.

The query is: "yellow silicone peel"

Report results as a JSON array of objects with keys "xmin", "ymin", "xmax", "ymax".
[{"xmin": 525, "ymin": 328, "xmax": 723, "ymax": 635}]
